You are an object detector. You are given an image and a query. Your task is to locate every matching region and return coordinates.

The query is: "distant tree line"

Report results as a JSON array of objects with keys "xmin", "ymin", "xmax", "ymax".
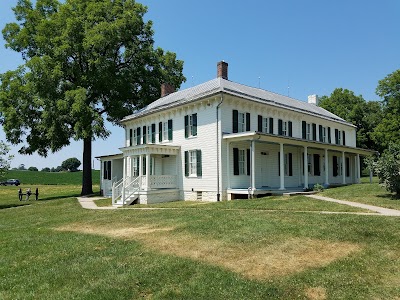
[{"xmin": 13, "ymin": 157, "xmax": 81, "ymax": 173}]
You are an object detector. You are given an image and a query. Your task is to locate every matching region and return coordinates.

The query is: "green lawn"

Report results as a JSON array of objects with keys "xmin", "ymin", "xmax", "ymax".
[
  {"xmin": 321, "ymin": 177, "xmax": 400, "ymax": 210},
  {"xmin": 4, "ymin": 169, "xmax": 100, "ymax": 185},
  {"xmin": 1, "ymin": 182, "xmax": 400, "ymax": 299}
]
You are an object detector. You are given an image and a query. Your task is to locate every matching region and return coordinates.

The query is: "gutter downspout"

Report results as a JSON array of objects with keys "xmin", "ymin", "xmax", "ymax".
[{"xmin": 216, "ymin": 93, "xmax": 224, "ymax": 201}]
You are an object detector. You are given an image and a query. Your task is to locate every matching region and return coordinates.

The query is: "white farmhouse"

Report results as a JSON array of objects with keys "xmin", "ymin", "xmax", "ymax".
[{"xmin": 97, "ymin": 61, "xmax": 373, "ymax": 206}]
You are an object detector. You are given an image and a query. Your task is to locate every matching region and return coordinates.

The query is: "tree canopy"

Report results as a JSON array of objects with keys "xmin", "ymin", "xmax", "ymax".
[
  {"xmin": 61, "ymin": 157, "xmax": 81, "ymax": 172},
  {"xmin": 318, "ymin": 88, "xmax": 382, "ymax": 152},
  {"xmin": 0, "ymin": 0, "xmax": 185, "ymax": 195},
  {"xmin": 371, "ymin": 69, "xmax": 400, "ymax": 150}
]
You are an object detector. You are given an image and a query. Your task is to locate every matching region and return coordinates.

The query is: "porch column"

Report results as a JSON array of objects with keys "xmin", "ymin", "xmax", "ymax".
[
  {"xmin": 139, "ymin": 154, "xmax": 143, "ymax": 190},
  {"xmin": 146, "ymin": 153, "xmax": 150, "ymax": 190},
  {"xmin": 123, "ymin": 156, "xmax": 127, "ymax": 181},
  {"xmin": 251, "ymin": 140, "xmax": 256, "ymax": 195},
  {"xmin": 226, "ymin": 141, "xmax": 230, "ymax": 189},
  {"xmin": 356, "ymin": 154, "xmax": 361, "ymax": 183},
  {"xmin": 342, "ymin": 151, "xmax": 346, "ymax": 184},
  {"xmin": 324, "ymin": 148, "xmax": 329, "ymax": 186},
  {"xmin": 304, "ymin": 146, "xmax": 308, "ymax": 189},
  {"xmin": 279, "ymin": 143, "xmax": 285, "ymax": 190}
]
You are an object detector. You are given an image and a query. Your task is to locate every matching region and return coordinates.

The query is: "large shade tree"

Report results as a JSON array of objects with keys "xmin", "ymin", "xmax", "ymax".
[
  {"xmin": 372, "ymin": 69, "xmax": 400, "ymax": 150},
  {"xmin": 318, "ymin": 88, "xmax": 382, "ymax": 152},
  {"xmin": 0, "ymin": 0, "xmax": 185, "ymax": 195}
]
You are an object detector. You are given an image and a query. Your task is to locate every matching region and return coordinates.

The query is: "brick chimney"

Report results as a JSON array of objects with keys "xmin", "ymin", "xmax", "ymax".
[
  {"xmin": 217, "ymin": 61, "xmax": 228, "ymax": 80},
  {"xmin": 161, "ymin": 83, "xmax": 175, "ymax": 97}
]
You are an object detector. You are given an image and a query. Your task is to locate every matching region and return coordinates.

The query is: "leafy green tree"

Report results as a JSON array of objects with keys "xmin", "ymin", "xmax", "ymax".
[
  {"xmin": 18, "ymin": 164, "xmax": 26, "ymax": 170},
  {"xmin": 28, "ymin": 166, "xmax": 38, "ymax": 171},
  {"xmin": 61, "ymin": 157, "xmax": 81, "ymax": 172},
  {"xmin": 0, "ymin": 0, "xmax": 185, "ymax": 195},
  {"xmin": 374, "ymin": 143, "xmax": 400, "ymax": 198},
  {"xmin": 41, "ymin": 167, "xmax": 50, "ymax": 172},
  {"xmin": 319, "ymin": 88, "xmax": 382, "ymax": 151},
  {"xmin": 372, "ymin": 70, "xmax": 400, "ymax": 150},
  {"xmin": 0, "ymin": 141, "xmax": 13, "ymax": 179}
]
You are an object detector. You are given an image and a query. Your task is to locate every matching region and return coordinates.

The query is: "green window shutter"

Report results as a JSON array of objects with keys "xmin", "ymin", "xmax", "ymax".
[
  {"xmin": 107, "ymin": 161, "xmax": 111, "ymax": 180},
  {"xmin": 346, "ymin": 157, "xmax": 350, "ymax": 177},
  {"xmin": 184, "ymin": 151, "xmax": 189, "ymax": 176},
  {"xmin": 313, "ymin": 154, "xmax": 320, "ymax": 176},
  {"xmin": 278, "ymin": 119, "xmax": 283, "ymax": 135},
  {"xmin": 142, "ymin": 156, "xmax": 146, "ymax": 176},
  {"xmin": 335, "ymin": 129, "xmax": 339, "ymax": 144},
  {"xmin": 302, "ymin": 121, "xmax": 306, "ymax": 139},
  {"xmin": 137, "ymin": 127, "xmax": 141, "ymax": 145},
  {"xmin": 129, "ymin": 129, "xmax": 133, "ymax": 146},
  {"xmin": 312, "ymin": 123, "xmax": 317, "ymax": 141},
  {"xmin": 143, "ymin": 126, "xmax": 147, "ymax": 144},
  {"xmin": 233, "ymin": 148, "xmax": 239, "ymax": 175},
  {"xmin": 232, "ymin": 110, "xmax": 238, "ymax": 133},
  {"xmin": 246, "ymin": 113, "xmax": 251, "ymax": 131},
  {"xmin": 328, "ymin": 127, "xmax": 331, "ymax": 143},
  {"xmin": 103, "ymin": 161, "xmax": 107, "ymax": 179},
  {"xmin": 258, "ymin": 115, "xmax": 262, "ymax": 132},
  {"xmin": 196, "ymin": 150, "xmax": 202, "ymax": 176},
  {"xmin": 184, "ymin": 115, "xmax": 189, "ymax": 138},
  {"xmin": 288, "ymin": 121, "xmax": 293, "ymax": 137},
  {"xmin": 168, "ymin": 119, "xmax": 173, "ymax": 140},
  {"xmin": 333, "ymin": 156, "xmax": 338, "ymax": 177},
  {"xmin": 159, "ymin": 122, "xmax": 162, "ymax": 142},
  {"xmin": 192, "ymin": 113, "xmax": 197, "ymax": 136},
  {"xmin": 289, "ymin": 153, "xmax": 293, "ymax": 176},
  {"xmin": 247, "ymin": 149, "xmax": 250, "ymax": 175},
  {"xmin": 269, "ymin": 118, "xmax": 274, "ymax": 134},
  {"xmin": 151, "ymin": 123, "xmax": 156, "ymax": 143},
  {"xmin": 342, "ymin": 130, "xmax": 346, "ymax": 145},
  {"xmin": 319, "ymin": 125, "xmax": 323, "ymax": 142}
]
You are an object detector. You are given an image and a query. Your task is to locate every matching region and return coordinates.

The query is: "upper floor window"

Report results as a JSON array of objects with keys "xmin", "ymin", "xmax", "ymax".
[
  {"xmin": 233, "ymin": 110, "xmax": 250, "ymax": 133},
  {"xmin": 319, "ymin": 125, "xmax": 327, "ymax": 143},
  {"xmin": 278, "ymin": 119, "xmax": 292, "ymax": 137},
  {"xmin": 335, "ymin": 129, "xmax": 342, "ymax": 145},
  {"xmin": 159, "ymin": 120, "xmax": 173, "ymax": 142},
  {"xmin": 302, "ymin": 121, "xmax": 316, "ymax": 141},
  {"xmin": 185, "ymin": 114, "xmax": 197, "ymax": 138},
  {"xmin": 258, "ymin": 115, "xmax": 274, "ymax": 134}
]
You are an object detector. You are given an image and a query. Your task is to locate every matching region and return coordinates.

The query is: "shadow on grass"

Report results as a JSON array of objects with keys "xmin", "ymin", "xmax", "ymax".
[
  {"xmin": 38, "ymin": 193, "xmax": 81, "ymax": 201},
  {"xmin": 377, "ymin": 194, "xmax": 400, "ymax": 200},
  {"xmin": 0, "ymin": 203, "xmax": 31, "ymax": 209}
]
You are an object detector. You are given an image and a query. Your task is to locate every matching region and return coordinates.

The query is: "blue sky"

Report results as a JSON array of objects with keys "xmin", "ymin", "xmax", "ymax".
[{"xmin": 0, "ymin": 0, "xmax": 399, "ymax": 169}]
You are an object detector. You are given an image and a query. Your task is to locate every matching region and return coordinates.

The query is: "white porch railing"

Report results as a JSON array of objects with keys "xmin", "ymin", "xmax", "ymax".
[
  {"xmin": 112, "ymin": 176, "xmax": 130, "ymax": 204},
  {"xmin": 140, "ymin": 175, "xmax": 177, "ymax": 189},
  {"xmin": 123, "ymin": 176, "xmax": 141, "ymax": 205}
]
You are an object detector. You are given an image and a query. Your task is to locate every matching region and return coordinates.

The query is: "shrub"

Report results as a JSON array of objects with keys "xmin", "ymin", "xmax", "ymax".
[
  {"xmin": 313, "ymin": 183, "xmax": 324, "ymax": 192},
  {"xmin": 374, "ymin": 143, "xmax": 400, "ymax": 198},
  {"xmin": 28, "ymin": 166, "xmax": 38, "ymax": 171}
]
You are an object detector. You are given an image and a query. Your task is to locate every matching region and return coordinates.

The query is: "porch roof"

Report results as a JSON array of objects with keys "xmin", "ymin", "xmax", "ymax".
[
  {"xmin": 120, "ymin": 144, "xmax": 180, "ymax": 156},
  {"xmin": 223, "ymin": 131, "xmax": 376, "ymax": 156}
]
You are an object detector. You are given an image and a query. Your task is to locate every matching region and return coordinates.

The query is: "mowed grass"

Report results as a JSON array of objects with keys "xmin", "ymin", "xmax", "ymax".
[
  {"xmin": 1, "ymin": 181, "xmax": 400, "ymax": 299},
  {"xmin": 4, "ymin": 169, "xmax": 100, "ymax": 185},
  {"xmin": 321, "ymin": 177, "xmax": 400, "ymax": 210}
]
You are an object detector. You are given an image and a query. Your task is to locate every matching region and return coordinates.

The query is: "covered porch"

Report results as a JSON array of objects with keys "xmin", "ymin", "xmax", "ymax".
[
  {"xmin": 223, "ymin": 132, "xmax": 374, "ymax": 199},
  {"xmin": 114, "ymin": 144, "xmax": 181, "ymax": 206}
]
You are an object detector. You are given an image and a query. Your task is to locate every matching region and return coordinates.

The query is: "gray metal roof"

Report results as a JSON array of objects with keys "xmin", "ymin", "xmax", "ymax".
[{"xmin": 122, "ymin": 77, "xmax": 348, "ymax": 124}]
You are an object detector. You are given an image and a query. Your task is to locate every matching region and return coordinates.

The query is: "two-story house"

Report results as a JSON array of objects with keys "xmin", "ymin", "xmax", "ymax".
[{"xmin": 97, "ymin": 61, "xmax": 373, "ymax": 206}]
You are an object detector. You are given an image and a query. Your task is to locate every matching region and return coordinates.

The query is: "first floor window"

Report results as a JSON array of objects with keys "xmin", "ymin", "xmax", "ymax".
[
  {"xmin": 278, "ymin": 152, "xmax": 293, "ymax": 176},
  {"xmin": 233, "ymin": 148, "xmax": 250, "ymax": 176},
  {"xmin": 103, "ymin": 161, "xmax": 111, "ymax": 180},
  {"xmin": 238, "ymin": 149, "xmax": 245, "ymax": 175},
  {"xmin": 185, "ymin": 150, "xmax": 202, "ymax": 177}
]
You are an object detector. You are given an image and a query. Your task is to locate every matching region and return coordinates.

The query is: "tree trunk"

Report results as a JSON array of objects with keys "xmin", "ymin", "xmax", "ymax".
[{"xmin": 81, "ymin": 137, "xmax": 93, "ymax": 196}]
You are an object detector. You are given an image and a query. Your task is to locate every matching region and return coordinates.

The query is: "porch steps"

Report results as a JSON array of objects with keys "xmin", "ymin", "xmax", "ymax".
[{"xmin": 113, "ymin": 194, "xmax": 139, "ymax": 207}]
